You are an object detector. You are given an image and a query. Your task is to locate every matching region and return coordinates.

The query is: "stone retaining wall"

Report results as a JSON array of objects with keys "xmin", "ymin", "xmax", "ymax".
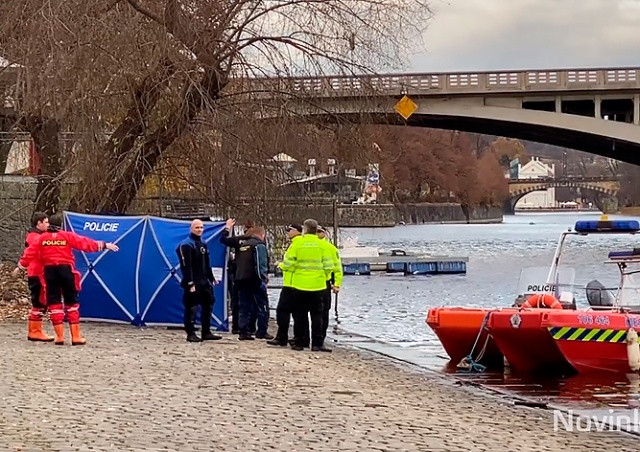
[
  {"xmin": 0, "ymin": 176, "xmax": 37, "ymax": 263},
  {"xmin": 395, "ymin": 203, "xmax": 503, "ymax": 224},
  {"xmin": 0, "ymin": 177, "xmax": 502, "ymax": 262}
]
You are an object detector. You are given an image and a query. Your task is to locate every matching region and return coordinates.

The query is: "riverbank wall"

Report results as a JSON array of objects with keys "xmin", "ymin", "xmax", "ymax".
[{"xmin": 0, "ymin": 175, "xmax": 503, "ymax": 261}]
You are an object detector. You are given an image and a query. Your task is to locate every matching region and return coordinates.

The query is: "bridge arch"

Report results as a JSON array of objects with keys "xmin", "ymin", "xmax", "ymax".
[
  {"xmin": 283, "ymin": 99, "xmax": 640, "ymax": 165},
  {"xmin": 506, "ymin": 179, "xmax": 620, "ymax": 214}
]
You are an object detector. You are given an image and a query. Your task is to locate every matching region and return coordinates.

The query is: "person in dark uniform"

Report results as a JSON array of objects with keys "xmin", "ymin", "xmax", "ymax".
[
  {"xmin": 226, "ymin": 221, "xmax": 253, "ymax": 334},
  {"xmin": 220, "ymin": 219, "xmax": 272, "ymax": 340},
  {"xmin": 176, "ymin": 219, "xmax": 223, "ymax": 343}
]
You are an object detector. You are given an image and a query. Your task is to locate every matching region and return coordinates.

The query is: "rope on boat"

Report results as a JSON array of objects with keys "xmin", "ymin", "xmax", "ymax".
[{"xmin": 457, "ymin": 311, "xmax": 491, "ymax": 372}]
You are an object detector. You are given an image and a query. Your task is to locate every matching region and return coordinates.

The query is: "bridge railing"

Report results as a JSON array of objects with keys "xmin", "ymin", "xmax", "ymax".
[
  {"xmin": 247, "ymin": 67, "xmax": 640, "ymax": 98},
  {"xmin": 508, "ymin": 176, "xmax": 620, "ymax": 183},
  {"xmin": 3, "ymin": 65, "xmax": 640, "ymax": 101}
]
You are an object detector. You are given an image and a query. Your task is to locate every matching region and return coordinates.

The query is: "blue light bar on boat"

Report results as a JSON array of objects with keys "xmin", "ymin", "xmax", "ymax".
[
  {"xmin": 575, "ymin": 220, "xmax": 640, "ymax": 234},
  {"xmin": 608, "ymin": 248, "xmax": 640, "ymax": 259}
]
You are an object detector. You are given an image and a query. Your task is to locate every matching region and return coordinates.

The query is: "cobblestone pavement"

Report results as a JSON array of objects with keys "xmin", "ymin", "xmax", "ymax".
[{"xmin": 0, "ymin": 322, "xmax": 638, "ymax": 452}]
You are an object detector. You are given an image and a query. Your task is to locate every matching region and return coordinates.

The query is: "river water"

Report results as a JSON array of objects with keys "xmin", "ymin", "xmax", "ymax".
[{"xmin": 331, "ymin": 212, "xmax": 640, "ymax": 424}]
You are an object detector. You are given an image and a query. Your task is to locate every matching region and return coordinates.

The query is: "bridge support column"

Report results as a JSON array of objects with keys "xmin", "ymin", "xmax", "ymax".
[
  {"xmin": 593, "ymin": 194, "xmax": 619, "ymax": 214},
  {"xmin": 635, "ymin": 94, "xmax": 640, "ymax": 125},
  {"xmin": 554, "ymin": 96, "xmax": 561, "ymax": 113},
  {"xmin": 595, "ymin": 95, "xmax": 601, "ymax": 119},
  {"xmin": 503, "ymin": 198, "xmax": 515, "ymax": 215}
]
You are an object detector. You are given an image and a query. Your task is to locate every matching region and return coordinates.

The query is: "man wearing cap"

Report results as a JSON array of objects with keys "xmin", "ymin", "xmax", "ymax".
[
  {"xmin": 317, "ymin": 226, "xmax": 343, "ymax": 343},
  {"xmin": 267, "ymin": 223, "xmax": 302, "ymax": 347},
  {"xmin": 279, "ymin": 219, "xmax": 334, "ymax": 352}
]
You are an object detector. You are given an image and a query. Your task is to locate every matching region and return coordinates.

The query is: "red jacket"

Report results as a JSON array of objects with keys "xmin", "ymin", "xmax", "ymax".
[
  {"xmin": 19, "ymin": 229, "xmax": 105, "ymax": 269},
  {"xmin": 19, "ymin": 228, "xmax": 44, "ymax": 277}
]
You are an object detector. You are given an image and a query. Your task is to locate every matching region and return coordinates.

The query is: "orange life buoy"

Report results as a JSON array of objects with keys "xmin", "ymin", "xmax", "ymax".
[{"xmin": 522, "ymin": 293, "xmax": 562, "ymax": 309}]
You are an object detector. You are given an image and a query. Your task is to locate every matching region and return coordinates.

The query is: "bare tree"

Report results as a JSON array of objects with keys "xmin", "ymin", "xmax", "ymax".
[{"xmin": 0, "ymin": 0, "xmax": 431, "ymax": 214}]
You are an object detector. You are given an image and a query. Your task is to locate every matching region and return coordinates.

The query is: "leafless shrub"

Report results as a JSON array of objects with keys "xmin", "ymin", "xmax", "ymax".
[{"xmin": 0, "ymin": 0, "xmax": 432, "ymax": 214}]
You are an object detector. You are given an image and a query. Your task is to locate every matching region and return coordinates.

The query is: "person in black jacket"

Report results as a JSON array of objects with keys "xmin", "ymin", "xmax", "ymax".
[
  {"xmin": 220, "ymin": 218, "xmax": 273, "ymax": 340},
  {"xmin": 176, "ymin": 219, "xmax": 222, "ymax": 343},
  {"xmin": 226, "ymin": 221, "xmax": 253, "ymax": 334}
]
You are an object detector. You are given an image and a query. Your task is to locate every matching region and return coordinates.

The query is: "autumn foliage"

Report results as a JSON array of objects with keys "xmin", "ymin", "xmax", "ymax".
[{"xmin": 363, "ymin": 126, "xmax": 510, "ymax": 206}]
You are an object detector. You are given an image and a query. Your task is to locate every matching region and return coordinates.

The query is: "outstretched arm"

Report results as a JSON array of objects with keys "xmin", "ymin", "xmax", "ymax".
[{"xmin": 67, "ymin": 232, "xmax": 119, "ymax": 253}]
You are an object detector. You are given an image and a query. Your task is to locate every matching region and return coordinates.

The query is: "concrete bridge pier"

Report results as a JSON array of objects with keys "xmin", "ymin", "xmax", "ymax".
[{"xmin": 503, "ymin": 199, "xmax": 515, "ymax": 215}]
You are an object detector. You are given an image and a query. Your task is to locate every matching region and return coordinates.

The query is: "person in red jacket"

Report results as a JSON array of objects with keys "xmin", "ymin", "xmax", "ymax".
[
  {"xmin": 18, "ymin": 213, "xmax": 119, "ymax": 345},
  {"xmin": 12, "ymin": 212, "xmax": 53, "ymax": 342}
]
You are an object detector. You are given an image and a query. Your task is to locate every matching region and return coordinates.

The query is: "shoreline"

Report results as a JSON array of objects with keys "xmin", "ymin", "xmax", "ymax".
[{"xmin": 1, "ymin": 321, "xmax": 638, "ymax": 450}]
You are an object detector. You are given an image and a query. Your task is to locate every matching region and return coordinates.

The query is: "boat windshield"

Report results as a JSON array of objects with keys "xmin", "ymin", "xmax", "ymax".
[
  {"xmin": 515, "ymin": 266, "xmax": 576, "ymax": 301},
  {"xmin": 614, "ymin": 263, "xmax": 640, "ymax": 309}
]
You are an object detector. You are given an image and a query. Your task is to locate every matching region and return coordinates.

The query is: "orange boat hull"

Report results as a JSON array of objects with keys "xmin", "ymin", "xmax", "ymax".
[
  {"xmin": 542, "ymin": 310, "xmax": 638, "ymax": 374},
  {"xmin": 487, "ymin": 309, "xmax": 573, "ymax": 375},
  {"xmin": 426, "ymin": 307, "xmax": 503, "ymax": 367}
]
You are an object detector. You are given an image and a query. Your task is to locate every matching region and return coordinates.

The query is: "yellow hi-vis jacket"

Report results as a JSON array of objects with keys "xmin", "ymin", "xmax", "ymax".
[
  {"xmin": 281, "ymin": 235, "xmax": 301, "ymax": 288},
  {"xmin": 279, "ymin": 234, "xmax": 334, "ymax": 291},
  {"xmin": 321, "ymin": 238, "xmax": 343, "ymax": 288}
]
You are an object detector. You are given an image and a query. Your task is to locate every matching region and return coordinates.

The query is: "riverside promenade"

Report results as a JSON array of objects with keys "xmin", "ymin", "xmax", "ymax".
[{"xmin": 0, "ymin": 322, "xmax": 638, "ymax": 452}]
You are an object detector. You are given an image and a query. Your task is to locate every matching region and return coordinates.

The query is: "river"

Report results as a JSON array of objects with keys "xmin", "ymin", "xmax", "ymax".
[{"xmin": 331, "ymin": 212, "xmax": 640, "ymax": 424}]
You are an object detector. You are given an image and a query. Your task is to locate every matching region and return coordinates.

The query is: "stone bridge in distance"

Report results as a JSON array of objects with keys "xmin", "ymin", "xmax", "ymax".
[{"xmin": 506, "ymin": 176, "xmax": 620, "ymax": 214}]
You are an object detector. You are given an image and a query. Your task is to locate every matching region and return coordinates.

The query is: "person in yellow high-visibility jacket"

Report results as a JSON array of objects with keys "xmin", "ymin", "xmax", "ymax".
[
  {"xmin": 267, "ymin": 223, "xmax": 302, "ymax": 347},
  {"xmin": 318, "ymin": 226, "xmax": 343, "ymax": 342},
  {"xmin": 279, "ymin": 219, "xmax": 334, "ymax": 352}
]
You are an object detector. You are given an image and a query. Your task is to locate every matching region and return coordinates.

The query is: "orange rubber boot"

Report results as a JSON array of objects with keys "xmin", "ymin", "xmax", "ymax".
[
  {"xmin": 53, "ymin": 324, "xmax": 65, "ymax": 345},
  {"xmin": 27, "ymin": 319, "xmax": 54, "ymax": 342},
  {"xmin": 70, "ymin": 324, "xmax": 86, "ymax": 346}
]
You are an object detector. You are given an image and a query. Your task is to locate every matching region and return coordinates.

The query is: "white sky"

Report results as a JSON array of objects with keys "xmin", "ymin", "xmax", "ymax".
[{"xmin": 408, "ymin": 0, "xmax": 640, "ymax": 72}]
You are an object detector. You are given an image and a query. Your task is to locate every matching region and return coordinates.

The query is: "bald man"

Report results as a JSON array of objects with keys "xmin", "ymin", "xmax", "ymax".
[{"xmin": 176, "ymin": 219, "xmax": 222, "ymax": 342}]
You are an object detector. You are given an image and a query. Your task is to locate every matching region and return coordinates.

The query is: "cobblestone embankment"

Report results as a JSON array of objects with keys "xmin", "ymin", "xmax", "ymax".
[{"xmin": 0, "ymin": 322, "xmax": 637, "ymax": 451}]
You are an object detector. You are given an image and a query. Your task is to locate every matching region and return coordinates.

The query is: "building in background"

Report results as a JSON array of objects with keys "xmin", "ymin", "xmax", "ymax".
[
  {"xmin": 278, "ymin": 158, "xmax": 365, "ymax": 203},
  {"xmin": 515, "ymin": 156, "xmax": 556, "ymax": 209}
]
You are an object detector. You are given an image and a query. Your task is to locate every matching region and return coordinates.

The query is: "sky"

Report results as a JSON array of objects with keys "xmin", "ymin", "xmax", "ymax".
[{"xmin": 408, "ymin": 0, "xmax": 640, "ymax": 73}]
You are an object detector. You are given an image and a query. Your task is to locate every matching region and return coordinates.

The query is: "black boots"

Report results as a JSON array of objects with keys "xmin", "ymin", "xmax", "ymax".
[
  {"xmin": 311, "ymin": 345, "xmax": 332, "ymax": 353},
  {"xmin": 186, "ymin": 333, "xmax": 202, "ymax": 342},
  {"xmin": 187, "ymin": 331, "xmax": 223, "ymax": 342},
  {"xmin": 202, "ymin": 332, "xmax": 222, "ymax": 341}
]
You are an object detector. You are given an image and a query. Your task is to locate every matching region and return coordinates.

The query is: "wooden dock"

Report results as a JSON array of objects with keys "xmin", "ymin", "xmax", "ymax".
[{"xmin": 341, "ymin": 255, "xmax": 468, "ymax": 275}]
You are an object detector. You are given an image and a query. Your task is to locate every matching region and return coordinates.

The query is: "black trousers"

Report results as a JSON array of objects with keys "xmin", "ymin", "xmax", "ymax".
[
  {"xmin": 27, "ymin": 276, "xmax": 46, "ymax": 309},
  {"xmin": 183, "ymin": 286, "xmax": 215, "ymax": 335},
  {"xmin": 274, "ymin": 287, "xmax": 298, "ymax": 344},
  {"xmin": 292, "ymin": 289, "xmax": 324, "ymax": 348},
  {"xmin": 295, "ymin": 285, "xmax": 330, "ymax": 347},
  {"xmin": 44, "ymin": 265, "xmax": 78, "ymax": 306},
  {"xmin": 229, "ymin": 275, "xmax": 240, "ymax": 332},
  {"xmin": 322, "ymin": 281, "xmax": 332, "ymax": 341}
]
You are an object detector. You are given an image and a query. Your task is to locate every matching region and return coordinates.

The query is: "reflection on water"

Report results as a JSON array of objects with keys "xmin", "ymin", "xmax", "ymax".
[{"xmin": 334, "ymin": 212, "xmax": 640, "ymax": 413}]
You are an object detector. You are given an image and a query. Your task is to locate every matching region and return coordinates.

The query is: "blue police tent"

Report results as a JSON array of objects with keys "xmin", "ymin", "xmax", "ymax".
[{"xmin": 63, "ymin": 212, "xmax": 228, "ymax": 331}]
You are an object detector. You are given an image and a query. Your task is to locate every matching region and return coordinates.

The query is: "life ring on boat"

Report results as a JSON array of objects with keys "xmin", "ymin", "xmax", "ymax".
[{"xmin": 522, "ymin": 293, "xmax": 562, "ymax": 309}]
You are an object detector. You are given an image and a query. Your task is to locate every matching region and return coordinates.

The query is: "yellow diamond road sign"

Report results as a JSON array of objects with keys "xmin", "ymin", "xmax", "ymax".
[{"xmin": 394, "ymin": 95, "xmax": 418, "ymax": 120}]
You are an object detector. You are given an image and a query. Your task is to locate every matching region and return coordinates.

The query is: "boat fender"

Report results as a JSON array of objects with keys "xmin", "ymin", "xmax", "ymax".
[
  {"xmin": 522, "ymin": 293, "xmax": 562, "ymax": 309},
  {"xmin": 626, "ymin": 328, "xmax": 640, "ymax": 372}
]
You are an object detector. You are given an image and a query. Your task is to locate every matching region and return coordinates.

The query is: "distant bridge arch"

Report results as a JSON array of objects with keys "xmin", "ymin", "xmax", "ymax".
[{"xmin": 506, "ymin": 177, "xmax": 620, "ymax": 214}]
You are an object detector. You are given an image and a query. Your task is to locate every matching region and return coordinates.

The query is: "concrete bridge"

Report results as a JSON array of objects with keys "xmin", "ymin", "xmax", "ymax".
[
  {"xmin": 251, "ymin": 67, "xmax": 640, "ymax": 165},
  {"xmin": 506, "ymin": 176, "xmax": 620, "ymax": 214},
  {"xmin": 6, "ymin": 66, "xmax": 640, "ymax": 164}
]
